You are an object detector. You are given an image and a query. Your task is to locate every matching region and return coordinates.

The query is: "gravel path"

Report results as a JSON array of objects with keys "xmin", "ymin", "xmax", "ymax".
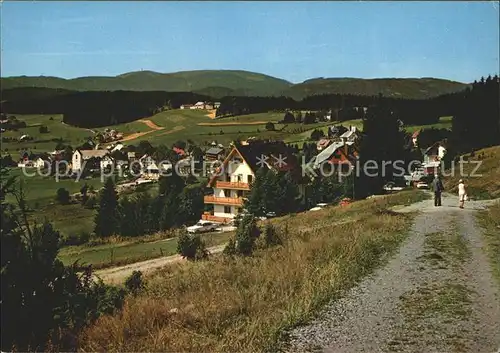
[
  {"xmin": 94, "ymin": 244, "xmax": 226, "ymax": 285},
  {"xmin": 285, "ymin": 193, "xmax": 500, "ymax": 353}
]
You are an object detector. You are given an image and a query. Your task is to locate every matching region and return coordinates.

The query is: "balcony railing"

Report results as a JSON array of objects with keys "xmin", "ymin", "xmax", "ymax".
[
  {"xmin": 204, "ymin": 195, "xmax": 244, "ymax": 206},
  {"xmin": 215, "ymin": 181, "xmax": 250, "ymax": 190},
  {"xmin": 201, "ymin": 214, "xmax": 233, "ymax": 223}
]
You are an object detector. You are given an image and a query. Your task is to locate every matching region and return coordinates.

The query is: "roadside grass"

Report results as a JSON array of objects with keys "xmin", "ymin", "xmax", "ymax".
[
  {"xmin": 78, "ymin": 191, "xmax": 422, "ymax": 352},
  {"xmin": 444, "ymin": 145, "xmax": 500, "ymax": 200},
  {"xmin": 59, "ymin": 230, "xmax": 232, "ymax": 270},
  {"xmin": 477, "ymin": 202, "xmax": 500, "ymax": 287}
]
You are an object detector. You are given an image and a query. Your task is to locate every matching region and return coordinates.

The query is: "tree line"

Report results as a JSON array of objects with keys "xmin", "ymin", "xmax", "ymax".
[{"xmin": 1, "ymin": 89, "xmax": 212, "ymax": 128}]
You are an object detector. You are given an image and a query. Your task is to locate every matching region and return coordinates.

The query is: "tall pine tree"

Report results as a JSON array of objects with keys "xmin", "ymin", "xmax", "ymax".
[
  {"xmin": 355, "ymin": 98, "xmax": 407, "ymax": 198},
  {"xmin": 94, "ymin": 178, "xmax": 119, "ymax": 237}
]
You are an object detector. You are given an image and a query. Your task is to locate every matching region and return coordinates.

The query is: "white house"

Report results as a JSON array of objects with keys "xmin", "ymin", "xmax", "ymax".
[
  {"xmin": 180, "ymin": 104, "xmax": 193, "ymax": 110},
  {"xmin": 339, "ymin": 126, "xmax": 360, "ymax": 144},
  {"xmin": 191, "ymin": 101, "xmax": 207, "ymax": 110},
  {"xmin": 72, "ymin": 149, "xmax": 110, "ymax": 172},
  {"xmin": 204, "ymin": 140, "xmax": 301, "ymax": 223},
  {"xmin": 34, "ymin": 158, "xmax": 48, "ymax": 169}
]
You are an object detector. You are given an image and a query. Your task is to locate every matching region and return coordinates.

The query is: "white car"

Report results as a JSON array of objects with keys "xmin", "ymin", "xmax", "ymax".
[
  {"xmin": 383, "ymin": 182, "xmax": 404, "ymax": 192},
  {"xmin": 309, "ymin": 203, "xmax": 328, "ymax": 211},
  {"xmin": 416, "ymin": 181, "xmax": 429, "ymax": 189},
  {"xmin": 186, "ymin": 220, "xmax": 219, "ymax": 234}
]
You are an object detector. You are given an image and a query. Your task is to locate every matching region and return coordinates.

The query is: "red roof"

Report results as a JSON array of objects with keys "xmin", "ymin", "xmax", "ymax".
[
  {"xmin": 411, "ymin": 130, "xmax": 421, "ymax": 138},
  {"xmin": 173, "ymin": 147, "xmax": 186, "ymax": 156}
]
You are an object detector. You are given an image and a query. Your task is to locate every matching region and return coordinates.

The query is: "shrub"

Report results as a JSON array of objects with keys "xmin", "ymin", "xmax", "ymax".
[
  {"xmin": 256, "ymin": 222, "xmax": 283, "ymax": 249},
  {"xmin": 56, "ymin": 187, "xmax": 70, "ymax": 205},
  {"xmin": 124, "ymin": 271, "xmax": 145, "ymax": 296},
  {"xmin": 84, "ymin": 195, "xmax": 97, "ymax": 209},
  {"xmin": 177, "ymin": 232, "xmax": 208, "ymax": 261},
  {"xmin": 61, "ymin": 231, "xmax": 91, "ymax": 246},
  {"xmin": 234, "ymin": 214, "xmax": 261, "ymax": 256},
  {"xmin": 265, "ymin": 122, "xmax": 275, "ymax": 131}
]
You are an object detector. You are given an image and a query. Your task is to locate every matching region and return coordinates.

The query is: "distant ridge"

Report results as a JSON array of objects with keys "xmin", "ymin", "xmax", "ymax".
[{"xmin": 1, "ymin": 70, "xmax": 467, "ymax": 99}]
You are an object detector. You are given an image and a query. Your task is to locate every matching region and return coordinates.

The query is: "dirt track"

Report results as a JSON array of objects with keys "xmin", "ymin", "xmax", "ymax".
[
  {"xmin": 197, "ymin": 121, "xmax": 268, "ymax": 126},
  {"xmin": 95, "ymin": 244, "xmax": 226, "ymax": 285},
  {"xmin": 286, "ymin": 194, "xmax": 500, "ymax": 353},
  {"xmin": 118, "ymin": 119, "xmax": 167, "ymax": 142}
]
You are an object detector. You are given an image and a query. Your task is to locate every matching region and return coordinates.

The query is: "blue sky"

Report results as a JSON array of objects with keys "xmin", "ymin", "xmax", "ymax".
[{"xmin": 1, "ymin": 1, "xmax": 498, "ymax": 83}]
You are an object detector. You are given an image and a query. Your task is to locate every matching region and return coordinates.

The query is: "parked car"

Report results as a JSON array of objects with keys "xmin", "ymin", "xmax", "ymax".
[
  {"xmin": 309, "ymin": 203, "xmax": 328, "ymax": 211},
  {"xmin": 383, "ymin": 182, "xmax": 404, "ymax": 192},
  {"xmin": 186, "ymin": 220, "xmax": 219, "ymax": 234},
  {"xmin": 416, "ymin": 181, "xmax": 429, "ymax": 189}
]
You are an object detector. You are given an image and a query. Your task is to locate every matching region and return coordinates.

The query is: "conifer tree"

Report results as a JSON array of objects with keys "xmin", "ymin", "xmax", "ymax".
[{"xmin": 94, "ymin": 178, "xmax": 119, "ymax": 237}]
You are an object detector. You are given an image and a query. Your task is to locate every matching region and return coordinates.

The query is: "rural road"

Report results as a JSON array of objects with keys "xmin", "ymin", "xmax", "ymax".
[
  {"xmin": 95, "ymin": 244, "xmax": 226, "ymax": 285},
  {"xmin": 286, "ymin": 193, "xmax": 500, "ymax": 353}
]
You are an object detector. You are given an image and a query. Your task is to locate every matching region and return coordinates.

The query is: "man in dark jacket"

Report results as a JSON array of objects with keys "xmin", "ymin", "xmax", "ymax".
[{"xmin": 432, "ymin": 174, "xmax": 444, "ymax": 206}]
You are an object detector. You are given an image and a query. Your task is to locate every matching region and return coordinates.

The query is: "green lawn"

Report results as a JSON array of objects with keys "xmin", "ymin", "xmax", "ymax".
[
  {"xmin": 1, "ymin": 114, "xmax": 93, "ymax": 153},
  {"xmin": 59, "ymin": 230, "xmax": 233, "ymax": 269},
  {"xmin": 405, "ymin": 116, "xmax": 452, "ymax": 133}
]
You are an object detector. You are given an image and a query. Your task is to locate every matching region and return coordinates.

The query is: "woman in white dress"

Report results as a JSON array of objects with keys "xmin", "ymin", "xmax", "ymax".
[{"xmin": 458, "ymin": 179, "xmax": 467, "ymax": 209}]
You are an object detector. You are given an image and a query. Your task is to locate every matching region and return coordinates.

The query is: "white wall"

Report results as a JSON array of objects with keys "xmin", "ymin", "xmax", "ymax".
[
  {"xmin": 72, "ymin": 151, "xmax": 82, "ymax": 171},
  {"xmin": 213, "ymin": 205, "xmax": 237, "ymax": 218}
]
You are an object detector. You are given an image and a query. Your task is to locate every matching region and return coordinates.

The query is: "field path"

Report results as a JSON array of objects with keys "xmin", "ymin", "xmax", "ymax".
[
  {"xmin": 138, "ymin": 119, "xmax": 163, "ymax": 130},
  {"xmin": 286, "ymin": 193, "xmax": 500, "ymax": 353},
  {"xmin": 118, "ymin": 119, "xmax": 165, "ymax": 142},
  {"xmin": 95, "ymin": 244, "xmax": 226, "ymax": 285},
  {"xmin": 197, "ymin": 121, "xmax": 268, "ymax": 126}
]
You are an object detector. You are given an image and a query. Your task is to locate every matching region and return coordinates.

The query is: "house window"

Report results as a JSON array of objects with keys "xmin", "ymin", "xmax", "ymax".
[
  {"xmin": 224, "ymin": 189, "xmax": 231, "ymax": 197},
  {"xmin": 237, "ymin": 190, "xmax": 243, "ymax": 197},
  {"xmin": 247, "ymin": 175, "xmax": 253, "ymax": 184},
  {"xmin": 224, "ymin": 206, "xmax": 231, "ymax": 214}
]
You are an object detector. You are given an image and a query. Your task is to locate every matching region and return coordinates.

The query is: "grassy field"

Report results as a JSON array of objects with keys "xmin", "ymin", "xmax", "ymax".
[
  {"xmin": 404, "ymin": 116, "xmax": 453, "ymax": 133},
  {"xmin": 78, "ymin": 190, "xmax": 426, "ymax": 352},
  {"xmin": 5, "ymin": 168, "xmax": 105, "ymax": 207},
  {"xmin": 1, "ymin": 114, "xmax": 93, "ymax": 153},
  {"xmin": 59, "ymin": 230, "xmax": 233, "ymax": 270},
  {"xmin": 444, "ymin": 145, "xmax": 500, "ymax": 200}
]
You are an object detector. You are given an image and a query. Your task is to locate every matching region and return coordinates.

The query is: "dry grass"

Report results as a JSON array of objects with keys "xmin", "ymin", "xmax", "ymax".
[
  {"xmin": 444, "ymin": 145, "xmax": 500, "ymax": 200},
  {"xmin": 78, "ymin": 192, "xmax": 424, "ymax": 352}
]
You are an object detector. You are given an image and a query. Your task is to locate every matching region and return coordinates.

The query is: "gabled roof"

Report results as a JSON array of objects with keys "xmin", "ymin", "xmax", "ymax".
[
  {"xmin": 314, "ymin": 141, "xmax": 345, "ymax": 167},
  {"xmin": 206, "ymin": 147, "xmax": 224, "ymax": 155},
  {"xmin": 208, "ymin": 140, "xmax": 301, "ymax": 186},
  {"xmin": 77, "ymin": 149, "xmax": 109, "ymax": 159},
  {"xmin": 340, "ymin": 130, "xmax": 355, "ymax": 139}
]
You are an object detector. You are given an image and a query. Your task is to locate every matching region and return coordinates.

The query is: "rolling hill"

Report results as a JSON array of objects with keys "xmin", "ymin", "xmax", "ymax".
[
  {"xmin": 1, "ymin": 70, "xmax": 467, "ymax": 99},
  {"xmin": 282, "ymin": 77, "xmax": 468, "ymax": 100},
  {"xmin": 0, "ymin": 70, "xmax": 292, "ymax": 97}
]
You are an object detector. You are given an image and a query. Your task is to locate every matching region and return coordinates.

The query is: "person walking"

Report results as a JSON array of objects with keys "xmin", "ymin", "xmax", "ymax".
[
  {"xmin": 458, "ymin": 179, "xmax": 467, "ymax": 209},
  {"xmin": 432, "ymin": 174, "xmax": 444, "ymax": 206}
]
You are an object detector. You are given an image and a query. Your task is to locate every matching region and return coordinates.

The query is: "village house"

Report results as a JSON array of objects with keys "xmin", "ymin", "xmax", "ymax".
[
  {"xmin": 180, "ymin": 104, "xmax": 193, "ymax": 110},
  {"xmin": 138, "ymin": 154, "xmax": 156, "ymax": 170},
  {"xmin": 412, "ymin": 130, "xmax": 421, "ymax": 148},
  {"xmin": 214, "ymin": 102, "xmax": 221, "ymax": 109},
  {"xmin": 422, "ymin": 141, "xmax": 447, "ymax": 175},
  {"xmin": 191, "ymin": 101, "xmax": 208, "ymax": 110},
  {"xmin": 316, "ymin": 138, "xmax": 332, "ymax": 151},
  {"xmin": 313, "ymin": 141, "xmax": 359, "ymax": 171},
  {"xmin": 203, "ymin": 140, "xmax": 302, "ymax": 223},
  {"xmin": 205, "ymin": 146, "xmax": 225, "ymax": 161},
  {"xmin": 72, "ymin": 149, "xmax": 111, "ymax": 172},
  {"xmin": 339, "ymin": 126, "xmax": 360, "ymax": 144}
]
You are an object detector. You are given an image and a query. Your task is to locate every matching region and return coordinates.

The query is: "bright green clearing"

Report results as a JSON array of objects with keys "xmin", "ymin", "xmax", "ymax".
[{"xmin": 59, "ymin": 230, "xmax": 233, "ymax": 269}]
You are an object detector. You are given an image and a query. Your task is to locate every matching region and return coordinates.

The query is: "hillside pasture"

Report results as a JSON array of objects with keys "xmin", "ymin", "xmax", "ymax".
[{"xmin": 1, "ymin": 114, "xmax": 93, "ymax": 153}]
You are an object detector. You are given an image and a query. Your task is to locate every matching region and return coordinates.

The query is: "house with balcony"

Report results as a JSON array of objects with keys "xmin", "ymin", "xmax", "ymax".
[{"xmin": 203, "ymin": 140, "xmax": 301, "ymax": 223}]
